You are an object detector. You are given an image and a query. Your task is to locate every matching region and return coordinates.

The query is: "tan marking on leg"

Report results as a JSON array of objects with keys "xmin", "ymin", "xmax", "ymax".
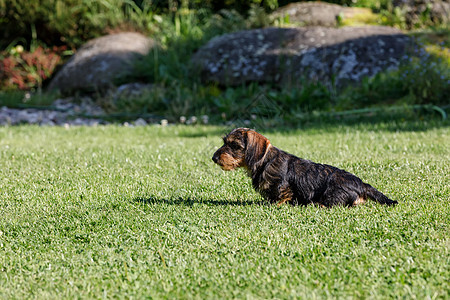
[
  {"xmin": 277, "ymin": 198, "xmax": 291, "ymax": 206},
  {"xmin": 276, "ymin": 188, "xmax": 293, "ymax": 206},
  {"xmin": 353, "ymin": 196, "xmax": 366, "ymax": 206}
]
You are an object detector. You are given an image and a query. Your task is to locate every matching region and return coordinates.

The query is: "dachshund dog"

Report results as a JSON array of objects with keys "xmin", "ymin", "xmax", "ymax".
[{"xmin": 212, "ymin": 128, "xmax": 398, "ymax": 207}]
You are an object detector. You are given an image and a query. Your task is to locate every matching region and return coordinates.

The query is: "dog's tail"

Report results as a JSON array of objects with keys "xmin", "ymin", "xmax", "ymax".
[{"xmin": 364, "ymin": 183, "xmax": 398, "ymax": 206}]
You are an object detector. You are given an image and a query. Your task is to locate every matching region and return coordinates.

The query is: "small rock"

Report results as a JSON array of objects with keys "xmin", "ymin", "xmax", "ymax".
[
  {"xmin": 160, "ymin": 119, "xmax": 168, "ymax": 126},
  {"xmin": 0, "ymin": 114, "xmax": 12, "ymax": 125},
  {"xmin": 0, "ymin": 95, "xmax": 151, "ymax": 127},
  {"xmin": 113, "ymin": 83, "xmax": 154, "ymax": 101},
  {"xmin": 88, "ymin": 120, "xmax": 100, "ymax": 126},
  {"xmin": 134, "ymin": 118, "xmax": 147, "ymax": 126},
  {"xmin": 28, "ymin": 111, "xmax": 43, "ymax": 124},
  {"xmin": 187, "ymin": 116, "xmax": 197, "ymax": 125},
  {"xmin": 271, "ymin": 2, "xmax": 375, "ymax": 27},
  {"xmin": 41, "ymin": 119, "xmax": 56, "ymax": 126},
  {"xmin": 72, "ymin": 118, "xmax": 85, "ymax": 126},
  {"xmin": 16, "ymin": 110, "xmax": 29, "ymax": 123}
]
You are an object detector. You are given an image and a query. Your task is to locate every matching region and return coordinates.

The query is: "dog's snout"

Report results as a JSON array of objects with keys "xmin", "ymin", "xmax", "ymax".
[{"xmin": 212, "ymin": 153, "xmax": 219, "ymax": 163}]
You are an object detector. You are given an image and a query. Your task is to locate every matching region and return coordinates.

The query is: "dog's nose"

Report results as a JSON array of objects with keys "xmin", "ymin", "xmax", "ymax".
[{"xmin": 212, "ymin": 154, "xmax": 219, "ymax": 163}]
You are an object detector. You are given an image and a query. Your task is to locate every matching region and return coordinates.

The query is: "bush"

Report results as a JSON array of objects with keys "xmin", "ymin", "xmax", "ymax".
[
  {"xmin": 337, "ymin": 40, "xmax": 450, "ymax": 109},
  {"xmin": 1, "ymin": 0, "xmax": 444, "ymax": 52},
  {"xmin": 112, "ymin": 6, "xmax": 448, "ymax": 123},
  {"xmin": 0, "ymin": 0, "xmax": 277, "ymax": 50},
  {"xmin": 0, "ymin": 0, "xmax": 154, "ymax": 49},
  {"xmin": 1, "ymin": 0, "xmax": 448, "ymax": 124},
  {"xmin": 141, "ymin": 0, "xmax": 279, "ymax": 13},
  {"xmin": 123, "ymin": 8, "xmax": 248, "ymax": 85}
]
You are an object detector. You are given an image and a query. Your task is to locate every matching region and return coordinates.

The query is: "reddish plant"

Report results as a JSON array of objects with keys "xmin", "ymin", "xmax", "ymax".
[{"xmin": 0, "ymin": 46, "xmax": 66, "ymax": 91}]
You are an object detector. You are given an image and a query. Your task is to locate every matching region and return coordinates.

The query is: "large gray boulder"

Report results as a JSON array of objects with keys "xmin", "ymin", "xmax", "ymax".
[
  {"xmin": 191, "ymin": 26, "xmax": 411, "ymax": 87},
  {"xmin": 48, "ymin": 32, "xmax": 156, "ymax": 94},
  {"xmin": 271, "ymin": 2, "xmax": 374, "ymax": 27}
]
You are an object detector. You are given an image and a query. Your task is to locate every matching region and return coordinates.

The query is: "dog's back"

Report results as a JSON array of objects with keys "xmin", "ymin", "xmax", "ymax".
[{"xmin": 253, "ymin": 146, "xmax": 397, "ymax": 207}]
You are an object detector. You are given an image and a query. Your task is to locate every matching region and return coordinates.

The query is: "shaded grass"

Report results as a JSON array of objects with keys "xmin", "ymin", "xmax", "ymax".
[{"xmin": 0, "ymin": 122, "xmax": 449, "ymax": 298}]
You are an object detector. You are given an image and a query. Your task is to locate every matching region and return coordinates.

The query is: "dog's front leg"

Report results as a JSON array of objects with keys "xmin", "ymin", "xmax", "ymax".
[{"xmin": 276, "ymin": 186, "xmax": 293, "ymax": 206}]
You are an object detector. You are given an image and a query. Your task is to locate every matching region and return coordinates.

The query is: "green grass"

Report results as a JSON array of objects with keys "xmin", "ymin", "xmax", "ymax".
[{"xmin": 0, "ymin": 121, "xmax": 449, "ymax": 298}]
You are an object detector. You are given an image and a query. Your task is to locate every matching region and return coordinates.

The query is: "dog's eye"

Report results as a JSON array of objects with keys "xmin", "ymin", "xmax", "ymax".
[{"xmin": 229, "ymin": 142, "xmax": 241, "ymax": 149}]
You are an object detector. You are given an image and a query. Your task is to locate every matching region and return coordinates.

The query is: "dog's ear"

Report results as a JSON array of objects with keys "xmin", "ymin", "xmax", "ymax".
[{"xmin": 245, "ymin": 130, "xmax": 270, "ymax": 168}]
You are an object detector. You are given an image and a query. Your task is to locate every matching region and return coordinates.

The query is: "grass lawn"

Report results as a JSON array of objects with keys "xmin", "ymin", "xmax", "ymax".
[{"xmin": 0, "ymin": 121, "xmax": 449, "ymax": 299}]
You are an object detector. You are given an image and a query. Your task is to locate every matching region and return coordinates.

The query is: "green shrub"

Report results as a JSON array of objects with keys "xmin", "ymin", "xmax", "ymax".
[
  {"xmin": 1, "ymin": 0, "xmax": 448, "ymax": 124},
  {"xmin": 112, "ymin": 7, "xmax": 448, "ymax": 123},
  {"xmin": 124, "ymin": 8, "xmax": 247, "ymax": 85},
  {"xmin": 0, "ymin": 0, "xmax": 277, "ymax": 51},
  {"xmin": 0, "ymin": 0, "xmax": 154, "ymax": 49},
  {"xmin": 278, "ymin": 0, "xmax": 391, "ymax": 10},
  {"xmin": 0, "ymin": 90, "xmax": 57, "ymax": 108},
  {"xmin": 144, "ymin": 0, "xmax": 279, "ymax": 13},
  {"xmin": 337, "ymin": 41, "xmax": 450, "ymax": 109}
]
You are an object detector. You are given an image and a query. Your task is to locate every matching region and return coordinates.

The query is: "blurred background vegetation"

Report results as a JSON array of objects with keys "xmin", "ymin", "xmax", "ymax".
[{"xmin": 0, "ymin": 0, "xmax": 448, "ymax": 124}]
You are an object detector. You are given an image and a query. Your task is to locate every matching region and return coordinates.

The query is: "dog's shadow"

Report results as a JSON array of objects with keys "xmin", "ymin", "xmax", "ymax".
[{"xmin": 133, "ymin": 196, "xmax": 264, "ymax": 207}]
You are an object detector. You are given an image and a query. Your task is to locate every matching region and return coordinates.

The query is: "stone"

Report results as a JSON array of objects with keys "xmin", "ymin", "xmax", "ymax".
[
  {"xmin": 48, "ymin": 32, "xmax": 156, "ymax": 94},
  {"xmin": 271, "ymin": 2, "xmax": 375, "ymax": 27},
  {"xmin": 114, "ymin": 83, "xmax": 154, "ymax": 99},
  {"xmin": 201, "ymin": 115, "xmax": 209, "ymax": 124},
  {"xmin": 0, "ymin": 97, "xmax": 108, "ymax": 126},
  {"xmin": 186, "ymin": 116, "xmax": 197, "ymax": 125},
  {"xmin": 0, "ymin": 113, "xmax": 12, "ymax": 125},
  {"xmin": 191, "ymin": 26, "xmax": 411, "ymax": 87},
  {"xmin": 134, "ymin": 118, "xmax": 147, "ymax": 126},
  {"xmin": 40, "ymin": 119, "xmax": 56, "ymax": 126}
]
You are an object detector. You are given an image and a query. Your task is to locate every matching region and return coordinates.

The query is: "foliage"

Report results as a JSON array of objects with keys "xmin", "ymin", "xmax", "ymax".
[
  {"xmin": 0, "ymin": 123, "xmax": 449, "ymax": 298},
  {"xmin": 135, "ymin": 0, "xmax": 279, "ymax": 13},
  {"xmin": 379, "ymin": 5, "xmax": 409, "ymax": 29},
  {"xmin": 337, "ymin": 40, "xmax": 450, "ymax": 109},
  {"xmin": 109, "ymin": 6, "xmax": 334, "ymax": 121},
  {"xmin": 0, "ymin": 45, "xmax": 66, "ymax": 91},
  {"xmin": 107, "ymin": 20, "xmax": 448, "ymax": 123},
  {"xmin": 1, "ymin": 0, "xmax": 446, "ymax": 51},
  {"xmin": 0, "ymin": 90, "xmax": 56, "ymax": 108},
  {"xmin": 129, "ymin": 8, "xmax": 249, "ymax": 82},
  {"xmin": 1, "ymin": 0, "xmax": 449, "ymax": 120},
  {"xmin": 337, "ymin": 9, "xmax": 380, "ymax": 26},
  {"xmin": 304, "ymin": 0, "xmax": 390, "ymax": 9},
  {"xmin": 0, "ymin": 0, "xmax": 277, "ymax": 50},
  {"xmin": 378, "ymin": 1, "xmax": 450, "ymax": 30},
  {"xmin": 0, "ymin": 0, "xmax": 155, "ymax": 49}
]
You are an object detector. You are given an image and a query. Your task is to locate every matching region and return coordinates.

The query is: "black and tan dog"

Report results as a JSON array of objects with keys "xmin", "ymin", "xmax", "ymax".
[{"xmin": 212, "ymin": 128, "xmax": 398, "ymax": 207}]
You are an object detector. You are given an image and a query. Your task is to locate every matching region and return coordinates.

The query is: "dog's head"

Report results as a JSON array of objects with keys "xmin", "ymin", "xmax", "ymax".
[{"xmin": 212, "ymin": 128, "xmax": 271, "ymax": 171}]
